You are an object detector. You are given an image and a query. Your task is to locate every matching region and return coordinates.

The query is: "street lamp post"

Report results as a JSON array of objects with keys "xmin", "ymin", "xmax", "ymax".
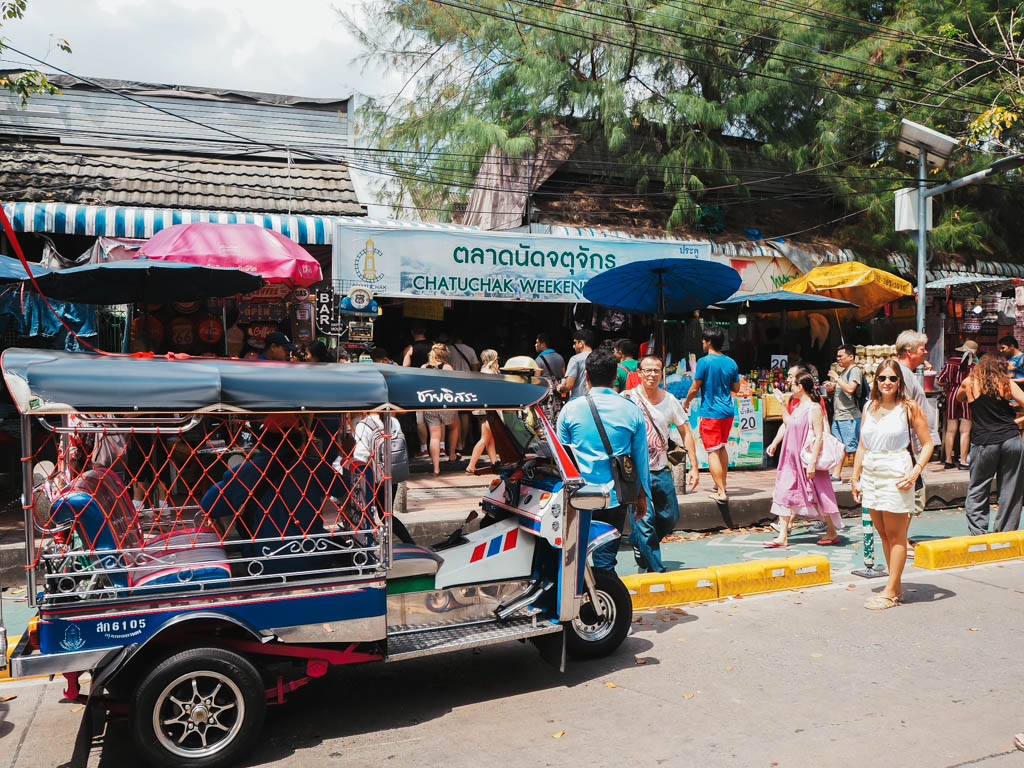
[{"xmin": 896, "ymin": 119, "xmax": 1024, "ymax": 332}]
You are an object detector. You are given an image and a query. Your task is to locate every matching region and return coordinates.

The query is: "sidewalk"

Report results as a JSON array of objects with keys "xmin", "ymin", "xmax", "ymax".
[{"xmin": 397, "ymin": 460, "xmax": 972, "ymax": 542}]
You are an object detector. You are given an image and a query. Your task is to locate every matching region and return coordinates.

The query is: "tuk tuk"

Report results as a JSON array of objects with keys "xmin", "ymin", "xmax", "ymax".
[{"xmin": 0, "ymin": 349, "xmax": 631, "ymax": 767}]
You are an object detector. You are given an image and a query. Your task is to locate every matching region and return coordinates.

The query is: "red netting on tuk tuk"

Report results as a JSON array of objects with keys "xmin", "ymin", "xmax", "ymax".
[{"xmin": 25, "ymin": 411, "xmax": 394, "ymax": 601}]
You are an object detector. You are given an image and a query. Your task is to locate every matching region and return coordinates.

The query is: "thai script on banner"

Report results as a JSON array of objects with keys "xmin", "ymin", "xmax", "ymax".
[{"xmin": 332, "ymin": 225, "xmax": 712, "ymax": 303}]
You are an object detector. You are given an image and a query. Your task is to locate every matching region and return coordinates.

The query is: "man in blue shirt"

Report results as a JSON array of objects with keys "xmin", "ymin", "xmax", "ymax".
[
  {"xmin": 557, "ymin": 348, "xmax": 652, "ymax": 571},
  {"xmin": 998, "ymin": 335, "xmax": 1024, "ymax": 385},
  {"xmin": 683, "ymin": 326, "xmax": 739, "ymax": 503}
]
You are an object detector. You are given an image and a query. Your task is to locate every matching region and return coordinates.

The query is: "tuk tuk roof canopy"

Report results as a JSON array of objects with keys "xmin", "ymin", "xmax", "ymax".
[{"xmin": 0, "ymin": 349, "xmax": 550, "ymax": 415}]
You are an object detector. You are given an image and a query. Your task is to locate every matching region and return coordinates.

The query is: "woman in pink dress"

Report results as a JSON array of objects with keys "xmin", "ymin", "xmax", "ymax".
[{"xmin": 764, "ymin": 371, "xmax": 844, "ymax": 547}]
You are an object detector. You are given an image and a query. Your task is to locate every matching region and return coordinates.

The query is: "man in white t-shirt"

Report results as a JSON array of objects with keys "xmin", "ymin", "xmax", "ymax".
[
  {"xmin": 625, "ymin": 354, "xmax": 699, "ymax": 572},
  {"xmin": 446, "ymin": 333, "xmax": 480, "ymax": 452}
]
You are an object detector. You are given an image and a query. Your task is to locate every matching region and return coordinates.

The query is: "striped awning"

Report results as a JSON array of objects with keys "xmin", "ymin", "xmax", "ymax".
[{"xmin": 0, "ymin": 203, "xmax": 479, "ymax": 245}]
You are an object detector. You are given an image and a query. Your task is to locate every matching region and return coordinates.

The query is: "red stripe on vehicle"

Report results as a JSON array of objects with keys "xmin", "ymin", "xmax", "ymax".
[
  {"xmin": 503, "ymin": 527, "xmax": 518, "ymax": 551},
  {"xmin": 470, "ymin": 543, "xmax": 486, "ymax": 562}
]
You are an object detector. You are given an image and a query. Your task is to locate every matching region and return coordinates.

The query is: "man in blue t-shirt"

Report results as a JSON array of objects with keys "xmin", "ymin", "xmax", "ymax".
[
  {"xmin": 998, "ymin": 335, "xmax": 1024, "ymax": 385},
  {"xmin": 683, "ymin": 325, "xmax": 739, "ymax": 503}
]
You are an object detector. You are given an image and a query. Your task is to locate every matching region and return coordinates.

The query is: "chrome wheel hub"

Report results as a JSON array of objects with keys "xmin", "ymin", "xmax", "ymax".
[
  {"xmin": 154, "ymin": 671, "xmax": 244, "ymax": 759},
  {"xmin": 571, "ymin": 589, "xmax": 616, "ymax": 642}
]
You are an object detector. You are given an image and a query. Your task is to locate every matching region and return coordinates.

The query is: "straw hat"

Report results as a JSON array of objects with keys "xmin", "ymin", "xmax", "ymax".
[
  {"xmin": 501, "ymin": 356, "xmax": 542, "ymax": 374},
  {"xmin": 954, "ymin": 340, "xmax": 979, "ymax": 354}
]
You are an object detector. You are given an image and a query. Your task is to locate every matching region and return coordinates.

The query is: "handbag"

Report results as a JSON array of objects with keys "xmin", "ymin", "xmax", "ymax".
[
  {"xmin": 798, "ymin": 412, "xmax": 845, "ymax": 471},
  {"xmin": 585, "ymin": 394, "xmax": 640, "ymax": 504},
  {"xmin": 905, "ymin": 405, "xmax": 926, "ymax": 515},
  {"xmin": 634, "ymin": 392, "xmax": 687, "ymax": 467}
]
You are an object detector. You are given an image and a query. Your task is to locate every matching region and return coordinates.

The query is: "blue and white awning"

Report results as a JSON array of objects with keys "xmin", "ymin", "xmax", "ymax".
[{"xmin": 0, "ymin": 203, "xmax": 478, "ymax": 245}]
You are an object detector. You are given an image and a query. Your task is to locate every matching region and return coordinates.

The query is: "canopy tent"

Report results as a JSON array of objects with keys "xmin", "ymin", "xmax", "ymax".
[
  {"xmin": 716, "ymin": 290, "xmax": 857, "ymax": 313},
  {"xmin": 0, "ymin": 349, "xmax": 550, "ymax": 414},
  {"xmin": 782, "ymin": 261, "xmax": 912, "ymax": 320}
]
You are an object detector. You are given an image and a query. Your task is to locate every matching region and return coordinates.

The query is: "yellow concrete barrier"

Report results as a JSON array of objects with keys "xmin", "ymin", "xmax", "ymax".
[
  {"xmin": 624, "ymin": 556, "xmax": 832, "ymax": 610},
  {"xmin": 712, "ymin": 560, "xmax": 768, "ymax": 596},
  {"xmin": 913, "ymin": 531, "xmax": 1024, "ymax": 570},
  {"xmin": 765, "ymin": 554, "xmax": 832, "ymax": 591},
  {"xmin": 623, "ymin": 568, "xmax": 718, "ymax": 609}
]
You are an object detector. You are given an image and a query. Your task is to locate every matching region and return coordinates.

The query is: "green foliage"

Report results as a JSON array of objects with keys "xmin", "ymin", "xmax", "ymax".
[
  {"xmin": 344, "ymin": 0, "xmax": 1024, "ymax": 260},
  {"xmin": 0, "ymin": 1, "xmax": 72, "ymax": 105}
]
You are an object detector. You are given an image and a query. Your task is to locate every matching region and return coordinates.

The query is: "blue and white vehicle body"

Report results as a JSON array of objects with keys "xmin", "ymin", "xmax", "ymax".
[{"xmin": 0, "ymin": 350, "xmax": 629, "ymax": 768}]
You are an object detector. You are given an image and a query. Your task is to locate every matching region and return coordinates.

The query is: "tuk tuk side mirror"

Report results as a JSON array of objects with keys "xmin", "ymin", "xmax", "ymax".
[{"xmin": 569, "ymin": 483, "xmax": 609, "ymax": 511}]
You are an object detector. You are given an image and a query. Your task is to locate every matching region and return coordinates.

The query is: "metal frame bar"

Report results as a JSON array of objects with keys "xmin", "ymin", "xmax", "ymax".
[{"xmin": 20, "ymin": 414, "xmax": 37, "ymax": 606}]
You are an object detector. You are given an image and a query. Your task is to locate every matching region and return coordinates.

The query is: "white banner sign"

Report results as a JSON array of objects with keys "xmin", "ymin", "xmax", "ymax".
[{"xmin": 333, "ymin": 224, "xmax": 714, "ymax": 302}]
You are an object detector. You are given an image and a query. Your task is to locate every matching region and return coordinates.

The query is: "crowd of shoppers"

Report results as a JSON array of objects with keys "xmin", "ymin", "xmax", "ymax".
[{"xmin": 300, "ymin": 320, "xmax": 1024, "ymax": 603}]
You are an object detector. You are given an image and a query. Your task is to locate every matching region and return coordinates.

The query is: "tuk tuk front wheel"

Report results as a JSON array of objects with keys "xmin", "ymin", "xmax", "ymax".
[
  {"xmin": 132, "ymin": 647, "xmax": 266, "ymax": 768},
  {"xmin": 565, "ymin": 570, "xmax": 631, "ymax": 660}
]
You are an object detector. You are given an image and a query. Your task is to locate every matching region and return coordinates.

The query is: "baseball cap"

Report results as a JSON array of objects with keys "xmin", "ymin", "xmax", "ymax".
[{"xmin": 265, "ymin": 331, "xmax": 298, "ymax": 352}]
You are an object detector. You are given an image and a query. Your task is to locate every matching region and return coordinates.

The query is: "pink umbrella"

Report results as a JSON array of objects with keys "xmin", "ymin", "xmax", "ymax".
[{"xmin": 139, "ymin": 223, "xmax": 322, "ymax": 286}]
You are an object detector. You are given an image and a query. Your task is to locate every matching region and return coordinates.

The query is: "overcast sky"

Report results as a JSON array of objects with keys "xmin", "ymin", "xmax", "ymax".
[{"xmin": 3, "ymin": 0, "xmax": 404, "ymax": 100}]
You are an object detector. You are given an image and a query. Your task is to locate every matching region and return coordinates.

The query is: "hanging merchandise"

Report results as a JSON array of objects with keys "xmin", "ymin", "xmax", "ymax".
[
  {"xmin": 197, "ymin": 314, "xmax": 224, "ymax": 345},
  {"xmin": 289, "ymin": 293, "xmax": 315, "ymax": 346},
  {"xmin": 131, "ymin": 315, "xmax": 164, "ymax": 346},
  {"xmin": 225, "ymin": 324, "xmax": 245, "ymax": 357},
  {"xmin": 246, "ymin": 323, "xmax": 279, "ymax": 349},
  {"xmin": 172, "ymin": 300, "xmax": 201, "ymax": 315},
  {"xmin": 167, "ymin": 316, "xmax": 197, "ymax": 352}
]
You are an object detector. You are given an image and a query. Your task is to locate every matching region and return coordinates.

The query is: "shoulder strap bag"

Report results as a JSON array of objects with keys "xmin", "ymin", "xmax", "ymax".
[
  {"xmin": 451, "ymin": 343, "xmax": 473, "ymax": 369},
  {"xmin": 904, "ymin": 404, "xmax": 926, "ymax": 514},
  {"xmin": 633, "ymin": 392, "xmax": 687, "ymax": 467},
  {"xmin": 586, "ymin": 394, "xmax": 640, "ymax": 504}
]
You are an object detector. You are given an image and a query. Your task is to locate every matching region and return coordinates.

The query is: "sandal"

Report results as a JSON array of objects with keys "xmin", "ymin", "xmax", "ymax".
[
  {"xmin": 815, "ymin": 537, "xmax": 841, "ymax": 546},
  {"xmin": 465, "ymin": 467, "xmax": 477, "ymax": 474},
  {"xmin": 1014, "ymin": 733, "xmax": 1024, "ymax": 752},
  {"xmin": 864, "ymin": 595, "xmax": 900, "ymax": 610},
  {"xmin": 763, "ymin": 540, "xmax": 787, "ymax": 549}
]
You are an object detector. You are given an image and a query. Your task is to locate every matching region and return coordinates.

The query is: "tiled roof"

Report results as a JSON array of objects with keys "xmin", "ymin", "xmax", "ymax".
[{"xmin": 0, "ymin": 145, "xmax": 364, "ymax": 216}]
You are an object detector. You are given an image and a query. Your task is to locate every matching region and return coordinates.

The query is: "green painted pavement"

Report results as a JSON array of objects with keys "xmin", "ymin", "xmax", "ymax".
[{"xmin": 613, "ymin": 507, "xmax": 977, "ymax": 578}]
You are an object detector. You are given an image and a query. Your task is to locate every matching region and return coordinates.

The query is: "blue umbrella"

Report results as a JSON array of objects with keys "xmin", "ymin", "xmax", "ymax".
[
  {"xmin": 583, "ymin": 257, "xmax": 741, "ymax": 360},
  {"xmin": 0, "ymin": 254, "xmax": 49, "ymax": 284},
  {"xmin": 583, "ymin": 258, "xmax": 742, "ymax": 316},
  {"xmin": 716, "ymin": 290, "xmax": 857, "ymax": 312}
]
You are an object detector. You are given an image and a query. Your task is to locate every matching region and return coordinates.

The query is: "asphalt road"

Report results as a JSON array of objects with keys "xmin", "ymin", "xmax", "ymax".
[{"xmin": 3, "ymin": 559, "xmax": 1024, "ymax": 767}]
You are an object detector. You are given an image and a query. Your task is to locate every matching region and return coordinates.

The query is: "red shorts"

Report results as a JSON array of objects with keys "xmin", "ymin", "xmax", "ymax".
[{"xmin": 699, "ymin": 417, "xmax": 732, "ymax": 452}]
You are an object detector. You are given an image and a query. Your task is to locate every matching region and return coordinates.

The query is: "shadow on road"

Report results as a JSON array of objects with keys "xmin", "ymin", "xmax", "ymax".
[{"xmin": 79, "ymin": 635, "xmax": 658, "ymax": 767}]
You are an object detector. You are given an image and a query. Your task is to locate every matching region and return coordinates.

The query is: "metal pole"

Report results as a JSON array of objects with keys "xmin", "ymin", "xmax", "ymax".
[
  {"xmin": 916, "ymin": 149, "xmax": 928, "ymax": 333},
  {"xmin": 852, "ymin": 506, "xmax": 888, "ymax": 578}
]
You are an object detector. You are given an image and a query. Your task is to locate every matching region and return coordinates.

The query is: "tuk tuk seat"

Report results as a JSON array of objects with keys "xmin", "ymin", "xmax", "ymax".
[
  {"xmin": 50, "ymin": 469, "xmax": 230, "ymax": 592},
  {"xmin": 390, "ymin": 543, "xmax": 443, "ymax": 579}
]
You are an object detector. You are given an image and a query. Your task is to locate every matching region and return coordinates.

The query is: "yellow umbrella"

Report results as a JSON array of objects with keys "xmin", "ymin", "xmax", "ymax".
[{"xmin": 782, "ymin": 261, "xmax": 912, "ymax": 320}]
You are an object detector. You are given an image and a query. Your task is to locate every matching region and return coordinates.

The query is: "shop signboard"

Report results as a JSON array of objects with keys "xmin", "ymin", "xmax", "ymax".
[
  {"xmin": 333, "ymin": 224, "xmax": 713, "ymax": 302},
  {"xmin": 686, "ymin": 396, "xmax": 763, "ymax": 469},
  {"xmin": 403, "ymin": 299, "xmax": 445, "ymax": 321},
  {"xmin": 315, "ymin": 288, "xmax": 345, "ymax": 335}
]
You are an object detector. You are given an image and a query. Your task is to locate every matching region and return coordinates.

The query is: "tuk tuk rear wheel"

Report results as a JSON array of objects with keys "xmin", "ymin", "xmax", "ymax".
[
  {"xmin": 565, "ymin": 570, "xmax": 631, "ymax": 660},
  {"xmin": 132, "ymin": 647, "xmax": 265, "ymax": 768}
]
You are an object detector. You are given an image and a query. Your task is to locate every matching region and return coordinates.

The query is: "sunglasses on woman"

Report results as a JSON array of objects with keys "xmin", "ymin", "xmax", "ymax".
[{"xmin": 876, "ymin": 375, "xmax": 900, "ymax": 383}]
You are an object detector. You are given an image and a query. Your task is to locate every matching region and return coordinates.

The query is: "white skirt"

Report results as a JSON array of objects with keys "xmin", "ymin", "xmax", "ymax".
[{"xmin": 860, "ymin": 450, "xmax": 914, "ymax": 515}]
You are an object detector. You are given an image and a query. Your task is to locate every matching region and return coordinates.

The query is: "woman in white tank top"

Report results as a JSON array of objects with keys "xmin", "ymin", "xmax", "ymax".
[{"xmin": 851, "ymin": 359, "xmax": 933, "ymax": 610}]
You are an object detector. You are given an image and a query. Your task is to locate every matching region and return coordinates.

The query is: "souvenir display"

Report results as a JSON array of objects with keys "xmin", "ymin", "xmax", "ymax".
[
  {"xmin": 131, "ymin": 315, "xmax": 165, "ymax": 346},
  {"xmin": 172, "ymin": 300, "xmax": 201, "ymax": 314},
  {"xmin": 197, "ymin": 314, "xmax": 224, "ymax": 345},
  {"xmin": 246, "ymin": 323, "xmax": 278, "ymax": 349},
  {"xmin": 167, "ymin": 316, "xmax": 197, "ymax": 352},
  {"xmin": 226, "ymin": 325, "xmax": 246, "ymax": 357}
]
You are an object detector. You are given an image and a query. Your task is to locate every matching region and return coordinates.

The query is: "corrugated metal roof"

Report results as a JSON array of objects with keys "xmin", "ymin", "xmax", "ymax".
[
  {"xmin": 0, "ymin": 89, "xmax": 349, "ymax": 159},
  {"xmin": 0, "ymin": 145, "xmax": 364, "ymax": 215}
]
